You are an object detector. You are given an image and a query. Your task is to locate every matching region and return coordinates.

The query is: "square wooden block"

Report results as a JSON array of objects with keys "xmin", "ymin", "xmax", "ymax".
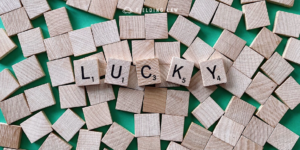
[
  {"xmin": 213, "ymin": 116, "xmax": 245, "ymax": 146},
  {"xmin": 0, "ymin": 69, "xmax": 20, "ymax": 101},
  {"xmin": 59, "ymin": 84, "xmax": 86, "ymax": 109},
  {"xmin": 165, "ymin": 90, "xmax": 189, "ymax": 116},
  {"xmin": 187, "ymin": 71, "xmax": 217, "ymax": 103},
  {"xmin": 88, "ymin": 0, "xmax": 118, "ymax": 19},
  {"xmin": 267, "ymin": 0, "xmax": 294, "ymax": 7},
  {"xmin": 47, "ymin": 57, "xmax": 75, "ymax": 87},
  {"xmin": 0, "ymin": 124, "xmax": 22, "ymax": 149},
  {"xmin": 138, "ymin": 136, "xmax": 160, "ymax": 150},
  {"xmin": 69, "ymin": 27, "xmax": 96, "ymax": 57},
  {"xmin": 209, "ymin": 51, "xmax": 233, "ymax": 73},
  {"xmin": 52, "ymin": 109, "xmax": 85, "ymax": 142},
  {"xmin": 44, "ymin": 7, "xmax": 72, "ymax": 37},
  {"xmin": 74, "ymin": 59, "xmax": 100, "ymax": 86},
  {"xmin": 241, "ymin": 0, "xmax": 264, "ymax": 4},
  {"xmin": 242, "ymin": 1, "xmax": 270, "ymax": 30},
  {"xmin": 24, "ymin": 83, "xmax": 55, "ymax": 112},
  {"xmin": 134, "ymin": 113, "xmax": 160, "ymax": 137},
  {"xmin": 183, "ymin": 37, "xmax": 215, "ymax": 69},
  {"xmin": 167, "ymin": 57, "xmax": 194, "ymax": 86},
  {"xmin": 83, "ymin": 102, "xmax": 112, "ymax": 130},
  {"xmin": 261, "ymin": 52, "xmax": 294, "ymax": 85},
  {"xmin": 155, "ymin": 65, "xmax": 179, "ymax": 88},
  {"xmin": 234, "ymin": 136, "xmax": 263, "ymax": 150},
  {"xmin": 155, "ymin": 42, "xmax": 180, "ymax": 65},
  {"xmin": 167, "ymin": 142, "xmax": 189, "ymax": 150},
  {"xmin": 189, "ymin": 0, "xmax": 219, "ymax": 25},
  {"xmin": 144, "ymin": 0, "xmax": 168, "ymax": 12},
  {"xmin": 0, "ymin": 7, "xmax": 32, "ymax": 36},
  {"xmin": 132, "ymin": 40, "xmax": 155, "ymax": 65},
  {"xmin": 127, "ymin": 65, "xmax": 145, "ymax": 91},
  {"xmin": 161, "ymin": 114, "xmax": 185, "ymax": 142},
  {"xmin": 91, "ymin": 20, "xmax": 120, "ymax": 47},
  {"xmin": 200, "ymin": 58, "xmax": 227, "ymax": 86},
  {"xmin": 167, "ymin": 0, "xmax": 192, "ymax": 16},
  {"xmin": 169, "ymin": 15, "xmax": 200, "ymax": 46},
  {"xmin": 205, "ymin": 135, "xmax": 234, "ymax": 150},
  {"xmin": 44, "ymin": 33, "xmax": 73, "ymax": 61},
  {"xmin": 39, "ymin": 133, "xmax": 72, "ymax": 150},
  {"xmin": 12, "ymin": 55, "xmax": 45, "ymax": 86},
  {"xmin": 136, "ymin": 58, "xmax": 161, "ymax": 86},
  {"xmin": 233, "ymin": 46, "xmax": 264, "ymax": 78},
  {"xmin": 0, "ymin": 0, "xmax": 21, "ymax": 15},
  {"xmin": 86, "ymin": 79, "xmax": 115, "ymax": 105},
  {"xmin": 103, "ymin": 40, "xmax": 132, "ymax": 62},
  {"xmin": 273, "ymin": 11, "xmax": 300, "ymax": 38},
  {"xmin": 77, "ymin": 129, "xmax": 102, "ymax": 150},
  {"xmin": 145, "ymin": 13, "xmax": 168, "ymax": 39},
  {"xmin": 102, "ymin": 122, "xmax": 134, "ymax": 150},
  {"xmin": 220, "ymin": 67, "xmax": 252, "ymax": 98},
  {"xmin": 116, "ymin": 88, "xmax": 144, "ymax": 113},
  {"xmin": 20, "ymin": 111, "xmax": 52, "ymax": 143},
  {"xmin": 21, "ymin": 0, "xmax": 51, "ymax": 19},
  {"xmin": 267, "ymin": 124, "xmax": 299, "ymax": 150},
  {"xmin": 117, "ymin": 0, "xmax": 144, "ymax": 14},
  {"xmin": 242, "ymin": 116, "xmax": 274, "ymax": 146},
  {"xmin": 81, "ymin": 52, "xmax": 107, "ymax": 76},
  {"xmin": 0, "ymin": 93, "xmax": 31, "ymax": 125},
  {"xmin": 120, "ymin": 16, "xmax": 145, "ymax": 39},
  {"xmin": 66, "ymin": 0, "xmax": 91, "ymax": 11},
  {"xmin": 105, "ymin": 58, "xmax": 131, "ymax": 86},
  {"xmin": 283, "ymin": 38, "xmax": 300, "ymax": 65},
  {"xmin": 181, "ymin": 122, "xmax": 212, "ymax": 150},
  {"xmin": 143, "ymin": 87, "xmax": 167, "ymax": 113},
  {"xmin": 192, "ymin": 97, "xmax": 224, "ymax": 129},
  {"xmin": 214, "ymin": 30, "xmax": 246, "ymax": 61},
  {"xmin": 0, "ymin": 29, "xmax": 17, "ymax": 60}
]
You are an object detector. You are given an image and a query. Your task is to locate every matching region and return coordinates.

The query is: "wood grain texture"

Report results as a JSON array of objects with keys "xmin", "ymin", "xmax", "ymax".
[
  {"xmin": 166, "ymin": 57, "xmax": 194, "ymax": 86},
  {"xmin": 59, "ymin": 84, "xmax": 86, "ymax": 108},
  {"xmin": 145, "ymin": 13, "xmax": 168, "ymax": 39},
  {"xmin": 18, "ymin": 28, "xmax": 46, "ymax": 57},
  {"xmin": 189, "ymin": 0, "xmax": 219, "ymax": 25},
  {"xmin": 165, "ymin": 90, "xmax": 189, "ymax": 116},
  {"xmin": 144, "ymin": 0, "xmax": 169, "ymax": 12},
  {"xmin": 116, "ymin": 87, "xmax": 144, "ymax": 114},
  {"xmin": 273, "ymin": 11, "xmax": 300, "ymax": 38},
  {"xmin": 76, "ymin": 129, "xmax": 102, "ymax": 150},
  {"xmin": 155, "ymin": 42, "xmax": 180, "ymax": 65},
  {"xmin": 12, "ymin": 55, "xmax": 45, "ymax": 86},
  {"xmin": 0, "ymin": 93, "xmax": 31, "ymax": 125},
  {"xmin": 105, "ymin": 58, "xmax": 131, "ymax": 86},
  {"xmin": 167, "ymin": 142, "xmax": 189, "ymax": 150},
  {"xmin": 132, "ymin": 40, "xmax": 155, "ymax": 65},
  {"xmin": 242, "ymin": 1, "xmax": 270, "ymax": 30},
  {"xmin": 0, "ymin": 69, "xmax": 20, "ymax": 101},
  {"xmin": 103, "ymin": 40, "xmax": 132, "ymax": 62},
  {"xmin": 81, "ymin": 52, "xmax": 107, "ymax": 77},
  {"xmin": 134, "ymin": 113, "xmax": 160, "ymax": 137},
  {"xmin": 0, "ymin": 29, "xmax": 17, "ymax": 60},
  {"xmin": 137, "ymin": 136, "xmax": 161, "ymax": 150},
  {"xmin": 161, "ymin": 114, "xmax": 185, "ymax": 142},
  {"xmin": 66, "ymin": 0, "xmax": 91, "ymax": 11},
  {"xmin": 0, "ymin": 123, "xmax": 22, "ymax": 149},
  {"xmin": 20, "ymin": 111, "xmax": 52, "ymax": 143},
  {"xmin": 283, "ymin": 38, "xmax": 300, "ymax": 65},
  {"xmin": 267, "ymin": 0, "xmax": 294, "ymax": 7},
  {"xmin": 261, "ymin": 52, "xmax": 294, "ymax": 85},
  {"xmin": 117, "ymin": 0, "xmax": 144, "ymax": 14},
  {"xmin": 44, "ymin": 33, "xmax": 73, "ymax": 61},
  {"xmin": 234, "ymin": 136, "xmax": 263, "ymax": 150},
  {"xmin": 200, "ymin": 58, "xmax": 227, "ymax": 86},
  {"xmin": 143, "ymin": 87, "xmax": 167, "ymax": 113},
  {"xmin": 167, "ymin": 0, "xmax": 192, "ymax": 16},
  {"xmin": 47, "ymin": 57, "xmax": 75, "ymax": 87},
  {"xmin": 192, "ymin": 97, "xmax": 224, "ymax": 129},
  {"xmin": 21, "ymin": 0, "xmax": 51, "ymax": 19},
  {"xmin": 0, "ymin": 0, "xmax": 21, "ymax": 15},
  {"xmin": 204, "ymin": 135, "xmax": 234, "ymax": 150},
  {"xmin": 69, "ymin": 27, "xmax": 96, "ymax": 57},
  {"xmin": 39, "ymin": 133, "xmax": 72, "ymax": 150},
  {"xmin": 74, "ymin": 59, "xmax": 100, "ymax": 86},
  {"xmin": 209, "ymin": 51, "xmax": 233, "ymax": 73},
  {"xmin": 91, "ymin": 20, "xmax": 120, "ymax": 47},
  {"xmin": 241, "ymin": 0, "xmax": 263, "ymax": 4},
  {"xmin": 127, "ymin": 65, "xmax": 145, "ymax": 90},
  {"xmin": 102, "ymin": 122, "xmax": 134, "ymax": 150},
  {"xmin": 217, "ymin": 0, "xmax": 233, "ymax": 5},
  {"xmin": 136, "ymin": 58, "xmax": 161, "ymax": 86},
  {"xmin": 213, "ymin": 30, "xmax": 246, "ymax": 61},
  {"xmin": 169, "ymin": 15, "xmax": 200, "ymax": 46},
  {"xmin": 88, "ymin": 0, "xmax": 118, "ymax": 20},
  {"xmin": 181, "ymin": 122, "xmax": 212, "ymax": 150},
  {"xmin": 86, "ymin": 79, "xmax": 115, "ymax": 105},
  {"xmin": 155, "ymin": 65, "xmax": 179, "ymax": 88},
  {"xmin": 119, "ymin": 15, "xmax": 145, "ymax": 39}
]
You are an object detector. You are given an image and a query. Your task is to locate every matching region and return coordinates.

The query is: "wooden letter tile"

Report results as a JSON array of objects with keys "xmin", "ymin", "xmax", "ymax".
[
  {"xmin": 167, "ymin": 142, "xmax": 189, "ymax": 150},
  {"xmin": 59, "ymin": 84, "xmax": 86, "ymax": 108},
  {"xmin": 0, "ymin": 124, "xmax": 22, "ymax": 149},
  {"xmin": 205, "ymin": 135, "xmax": 234, "ymax": 150},
  {"xmin": 88, "ymin": 0, "xmax": 118, "ymax": 20},
  {"xmin": 44, "ymin": 33, "xmax": 73, "ymax": 61},
  {"xmin": 165, "ymin": 90, "xmax": 189, "ymax": 116},
  {"xmin": 167, "ymin": 0, "xmax": 192, "ymax": 16},
  {"xmin": 209, "ymin": 51, "xmax": 233, "ymax": 73},
  {"xmin": 77, "ymin": 129, "xmax": 102, "ymax": 150},
  {"xmin": 86, "ymin": 79, "xmax": 115, "ymax": 105},
  {"xmin": 117, "ymin": 0, "xmax": 144, "ymax": 14},
  {"xmin": 155, "ymin": 65, "xmax": 179, "ymax": 88},
  {"xmin": 39, "ymin": 133, "xmax": 72, "ymax": 150},
  {"xmin": 241, "ymin": 0, "xmax": 264, "ymax": 4},
  {"xmin": 21, "ymin": 0, "xmax": 51, "ymax": 19},
  {"xmin": 189, "ymin": 0, "xmax": 219, "ymax": 25},
  {"xmin": 66, "ymin": 0, "xmax": 91, "ymax": 11},
  {"xmin": 138, "ymin": 136, "xmax": 161, "ymax": 150},
  {"xmin": 0, "ymin": 0, "xmax": 21, "ymax": 15},
  {"xmin": 234, "ymin": 136, "xmax": 263, "ymax": 150},
  {"xmin": 116, "ymin": 88, "xmax": 144, "ymax": 113},
  {"xmin": 0, "ymin": 69, "xmax": 20, "ymax": 101},
  {"xmin": 105, "ymin": 58, "xmax": 131, "ymax": 86},
  {"xmin": 267, "ymin": 0, "xmax": 294, "ymax": 7},
  {"xmin": 167, "ymin": 57, "xmax": 194, "ymax": 86},
  {"xmin": 74, "ymin": 59, "xmax": 100, "ymax": 86},
  {"xmin": 160, "ymin": 114, "xmax": 185, "ymax": 142},
  {"xmin": 169, "ymin": 15, "xmax": 200, "ymax": 46},
  {"xmin": 103, "ymin": 40, "xmax": 132, "ymax": 62},
  {"xmin": 120, "ymin": 16, "xmax": 145, "ymax": 39},
  {"xmin": 0, "ymin": 29, "xmax": 17, "ymax": 60},
  {"xmin": 145, "ymin": 13, "xmax": 168, "ymax": 39},
  {"xmin": 132, "ymin": 40, "xmax": 155, "ymax": 65},
  {"xmin": 155, "ymin": 42, "xmax": 180, "ymax": 65},
  {"xmin": 127, "ymin": 65, "xmax": 146, "ymax": 90},
  {"xmin": 144, "ymin": 0, "xmax": 169, "ymax": 12},
  {"xmin": 143, "ymin": 87, "xmax": 167, "ymax": 113},
  {"xmin": 134, "ymin": 113, "xmax": 160, "ymax": 137},
  {"xmin": 283, "ymin": 38, "xmax": 300, "ymax": 65},
  {"xmin": 81, "ymin": 52, "xmax": 107, "ymax": 76},
  {"xmin": 242, "ymin": 1, "xmax": 270, "ymax": 30},
  {"xmin": 136, "ymin": 58, "xmax": 161, "ymax": 86},
  {"xmin": 200, "ymin": 58, "xmax": 227, "ymax": 86},
  {"xmin": 91, "ymin": 20, "xmax": 120, "ymax": 47},
  {"xmin": 273, "ymin": 11, "xmax": 300, "ymax": 38}
]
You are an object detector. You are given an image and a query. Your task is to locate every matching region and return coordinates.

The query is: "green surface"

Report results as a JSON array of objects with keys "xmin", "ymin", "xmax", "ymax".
[{"xmin": 1, "ymin": 0, "xmax": 300, "ymax": 149}]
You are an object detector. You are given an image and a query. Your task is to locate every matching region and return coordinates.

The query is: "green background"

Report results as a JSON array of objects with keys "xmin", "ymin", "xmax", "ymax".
[{"xmin": 1, "ymin": 0, "xmax": 300, "ymax": 149}]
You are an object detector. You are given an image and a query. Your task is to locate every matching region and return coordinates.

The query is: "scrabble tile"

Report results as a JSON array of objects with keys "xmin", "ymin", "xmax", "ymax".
[
  {"xmin": 44, "ymin": 7, "xmax": 72, "ymax": 37},
  {"xmin": 234, "ymin": 136, "xmax": 263, "ymax": 150},
  {"xmin": 242, "ymin": 116, "xmax": 274, "ymax": 146},
  {"xmin": 127, "ymin": 65, "xmax": 146, "ymax": 90},
  {"xmin": 200, "ymin": 59, "xmax": 227, "ymax": 86},
  {"xmin": 161, "ymin": 114, "xmax": 185, "ymax": 142},
  {"xmin": 138, "ymin": 136, "xmax": 160, "ymax": 150},
  {"xmin": 167, "ymin": 142, "xmax": 189, "ymax": 150},
  {"xmin": 283, "ymin": 38, "xmax": 300, "ymax": 65},
  {"xmin": 217, "ymin": 0, "xmax": 233, "ymax": 5},
  {"xmin": 189, "ymin": 0, "xmax": 219, "ymax": 25},
  {"xmin": 155, "ymin": 42, "xmax": 180, "ymax": 65},
  {"xmin": 205, "ymin": 135, "xmax": 234, "ymax": 150},
  {"xmin": 74, "ymin": 59, "xmax": 100, "ymax": 86},
  {"xmin": 183, "ymin": 37, "xmax": 215, "ymax": 69},
  {"xmin": 21, "ymin": 0, "xmax": 51, "ymax": 19},
  {"xmin": 241, "ymin": 0, "xmax": 264, "ymax": 4},
  {"xmin": 20, "ymin": 111, "xmax": 52, "ymax": 143},
  {"xmin": 59, "ymin": 84, "xmax": 86, "ymax": 108},
  {"xmin": 134, "ymin": 113, "xmax": 160, "ymax": 137},
  {"xmin": 181, "ymin": 122, "xmax": 212, "ymax": 150},
  {"xmin": 39, "ymin": 133, "xmax": 72, "ymax": 150},
  {"xmin": 132, "ymin": 40, "xmax": 155, "ymax": 65},
  {"xmin": 77, "ymin": 129, "xmax": 102, "ymax": 150},
  {"xmin": 267, "ymin": 0, "xmax": 294, "ymax": 7},
  {"xmin": 165, "ymin": 90, "xmax": 189, "ymax": 116},
  {"xmin": 233, "ymin": 46, "xmax": 264, "ymax": 78},
  {"xmin": 119, "ymin": 16, "xmax": 145, "ymax": 39},
  {"xmin": 273, "ymin": 11, "xmax": 300, "ymax": 38},
  {"xmin": 220, "ymin": 67, "xmax": 252, "ymax": 98},
  {"xmin": 136, "ymin": 58, "xmax": 161, "ymax": 86},
  {"xmin": 0, "ymin": 29, "xmax": 17, "ymax": 60},
  {"xmin": 18, "ymin": 28, "xmax": 46, "ymax": 58},
  {"xmin": 105, "ymin": 58, "xmax": 131, "ymax": 86},
  {"xmin": 24, "ymin": 83, "xmax": 55, "ymax": 112},
  {"xmin": 81, "ymin": 52, "xmax": 107, "ymax": 76},
  {"xmin": 103, "ymin": 40, "xmax": 132, "ymax": 62},
  {"xmin": 167, "ymin": 0, "xmax": 192, "ymax": 16},
  {"xmin": 117, "ymin": 0, "xmax": 144, "ymax": 14},
  {"xmin": 47, "ymin": 57, "xmax": 75, "ymax": 87},
  {"xmin": 12, "ymin": 55, "xmax": 45, "ymax": 86},
  {"xmin": 187, "ymin": 71, "xmax": 217, "ymax": 103},
  {"xmin": 83, "ymin": 102, "xmax": 112, "ymax": 130},
  {"xmin": 192, "ymin": 97, "xmax": 224, "ymax": 129},
  {"xmin": 214, "ymin": 30, "xmax": 246, "ymax": 61},
  {"xmin": 145, "ymin": 13, "xmax": 168, "ymax": 39},
  {"xmin": 0, "ymin": 69, "xmax": 20, "ymax": 101},
  {"xmin": 0, "ymin": 7, "xmax": 32, "ymax": 36},
  {"xmin": 267, "ymin": 124, "xmax": 299, "ymax": 150},
  {"xmin": 102, "ymin": 122, "xmax": 134, "ymax": 150},
  {"xmin": 0, "ymin": 124, "xmax": 22, "ymax": 149},
  {"xmin": 242, "ymin": 1, "xmax": 270, "ymax": 30},
  {"xmin": 88, "ymin": 0, "xmax": 118, "ymax": 19},
  {"xmin": 209, "ymin": 51, "xmax": 233, "ymax": 73},
  {"xmin": 86, "ymin": 79, "xmax": 115, "ymax": 105},
  {"xmin": 116, "ymin": 88, "xmax": 144, "ymax": 113},
  {"xmin": 143, "ymin": 87, "xmax": 167, "ymax": 113},
  {"xmin": 166, "ymin": 57, "xmax": 194, "ymax": 86},
  {"xmin": 0, "ymin": 0, "xmax": 21, "ymax": 15},
  {"xmin": 261, "ymin": 52, "xmax": 294, "ymax": 85},
  {"xmin": 52, "ymin": 109, "xmax": 85, "ymax": 141},
  {"xmin": 213, "ymin": 116, "xmax": 245, "ymax": 146},
  {"xmin": 144, "ymin": 0, "xmax": 169, "ymax": 12},
  {"xmin": 44, "ymin": 33, "xmax": 73, "ymax": 61},
  {"xmin": 246, "ymin": 72, "xmax": 277, "ymax": 105},
  {"xmin": 66, "ymin": 0, "xmax": 91, "ymax": 11},
  {"xmin": 169, "ymin": 15, "xmax": 200, "ymax": 46},
  {"xmin": 91, "ymin": 20, "xmax": 120, "ymax": 47},
  {"xmin": 155, "ymin": 65, "xmax": 179, "ymax": 88},
  {"xmin": 211, "ymin": 4, "xmax": 242, "ymax": 33}
]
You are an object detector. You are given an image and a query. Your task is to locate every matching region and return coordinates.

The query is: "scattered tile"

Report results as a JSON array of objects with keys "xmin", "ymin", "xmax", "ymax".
[
  {"xmin": 88, "ymin": 0, "xmax": 118, "ymax": 19},
  {"xmin": 77, "ymin": 129, "xmax": 102, "ymax": 150},
  {"xmin": 91, "ymin": 20, "xmax": 120, "ymax": 47},
  {"xmin": 155, "ymin": 42, "xmax": 180, "ymax": 65},
  {"xmin": 209, "ymin": 51, "xmax": 233, "ymax": 73},
  {"xmin": 0, "ymin": 0, "xmax": 21, "ymax": 15},
  {"xmin": 132, "ymin": 40, "xmax": 155, "ymax": 65},
  {"xmin": 241, "ymin": 0, "xmax": 264, "ymax": 4},
  {"xmin": 166, "ymin": 57, "xmax": 194, "ymax": 86},
  {"xmin": 21, "ymin": 0, "xmax": 51, "ymax": 19},
  {"xmin": 137, "ymin": 136, "xmax": 161, "ymax": 150},
  {"xmin": 143, "ymin": 87, "xmax": 167, "ymax": 114},
  {"xmin": 136, "ymin": 58, "xmax": 161, "ymax": 86},
  {"xmin": 117, "ymin": 0, "xmax": 144, "ymax": 14},
  {"xmin": 116, "ymin": 88, "xmax": 144, "ymax": 114},
  {"xmin": 0, "ymin": 69, "xmax": 20, "ymax": 101},
  {"xmin": 273, "ymin": 11, "xmax": 300, "ymax": 38},
  {"xmin": 86, "ymin": 79, "xmax": 115, "ymax": 105},
  {"xmin": 165, "ymin": 90, "xmax": 189, "ymax": 116},
  {"xmin": 81, "ymin": 52, "xmax": 107, "ymax": 76},
  {"xmin": 167, "ymin": 142, "xmax": 189, "ymax": 150},
  {"xmin": 0, "ymin": 123, "xmax": 22, "ymax": 149},
  {"xmin": 73, "ymin": 59, "xmax": 100, "ymax": 86},
  {"xmin": 217, "ymin": 0, "xmax": 233, "ymax": 6},
  {"xmin": 127, "ymin": 65, "xmax": 145, "ymax": 90},
  {"xmin": 267, "ymin": 0, "xmax": 294, "ymax": 7},
  {"xmin": 155, "ymin": 65, "xmax": 179, "ymax": 88},
  {"xmin": 161, "ymin": 114, "xmax": 185, "ymax": 142},
  {"xmin": 145, "ymin": 13, "xmax": 168, "ymax": 39},
  {"xmin": 167, "ymin": 0, "xmax": 192, "ymax": 16},
  {"xmin": 242, "ymin": 1, "xmax": 270, "ymax": 30},
  {"xmin": 205, "ymin": 135, "xmax": 234, "ymax": 150},
  {"xmin": 119, "ymin": 15, "xmax": 145, "ymax": 39},
  {"xmin": 103, "ymin": 40, "xmax": 132, "ymax": 62},
  {"xmin": 189, "ymin": 0, "xmax": 219, "ymax": 25},
  {"xmin": 105, "ymin": 58, "xmax": 131, "ymax": 86},
  {"xmin": 200, "ymin": 58, "xmax": 227, "ymax": 86},
  {"xmin": 44, "ymin": 33, "xmax": 73, "ymax": 61},
  {"xmin": 234, "ymin": 136, "xmax": 263, "ymax": 150},
  {"xmin": 83, "ymin": 102, "xmax": 112, "ymax": 130},
  {"xmin": 0, "ymin": 29, "xmax": 17, "ymax": 60},
  {"xmin": 59, "ymin": 84, "xmax": 86, "ymax": 109},
  {"xmin": 39, "ymin": 133, "xmax": 72, "ymax": 150},
  {"xmin": 144, "ymin": 0, "xmax": 169, "ymax": 12},
  {"xmin": 66, "ymin": 0, "xmax": 91, "ymax": 11},
  {"xmin": 283, "ymin": 38, "xmax": 300, "ymax": 65},
  {"xmin": 134, "ymin": 113, "xmax": 160, "ymax": 137}
]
